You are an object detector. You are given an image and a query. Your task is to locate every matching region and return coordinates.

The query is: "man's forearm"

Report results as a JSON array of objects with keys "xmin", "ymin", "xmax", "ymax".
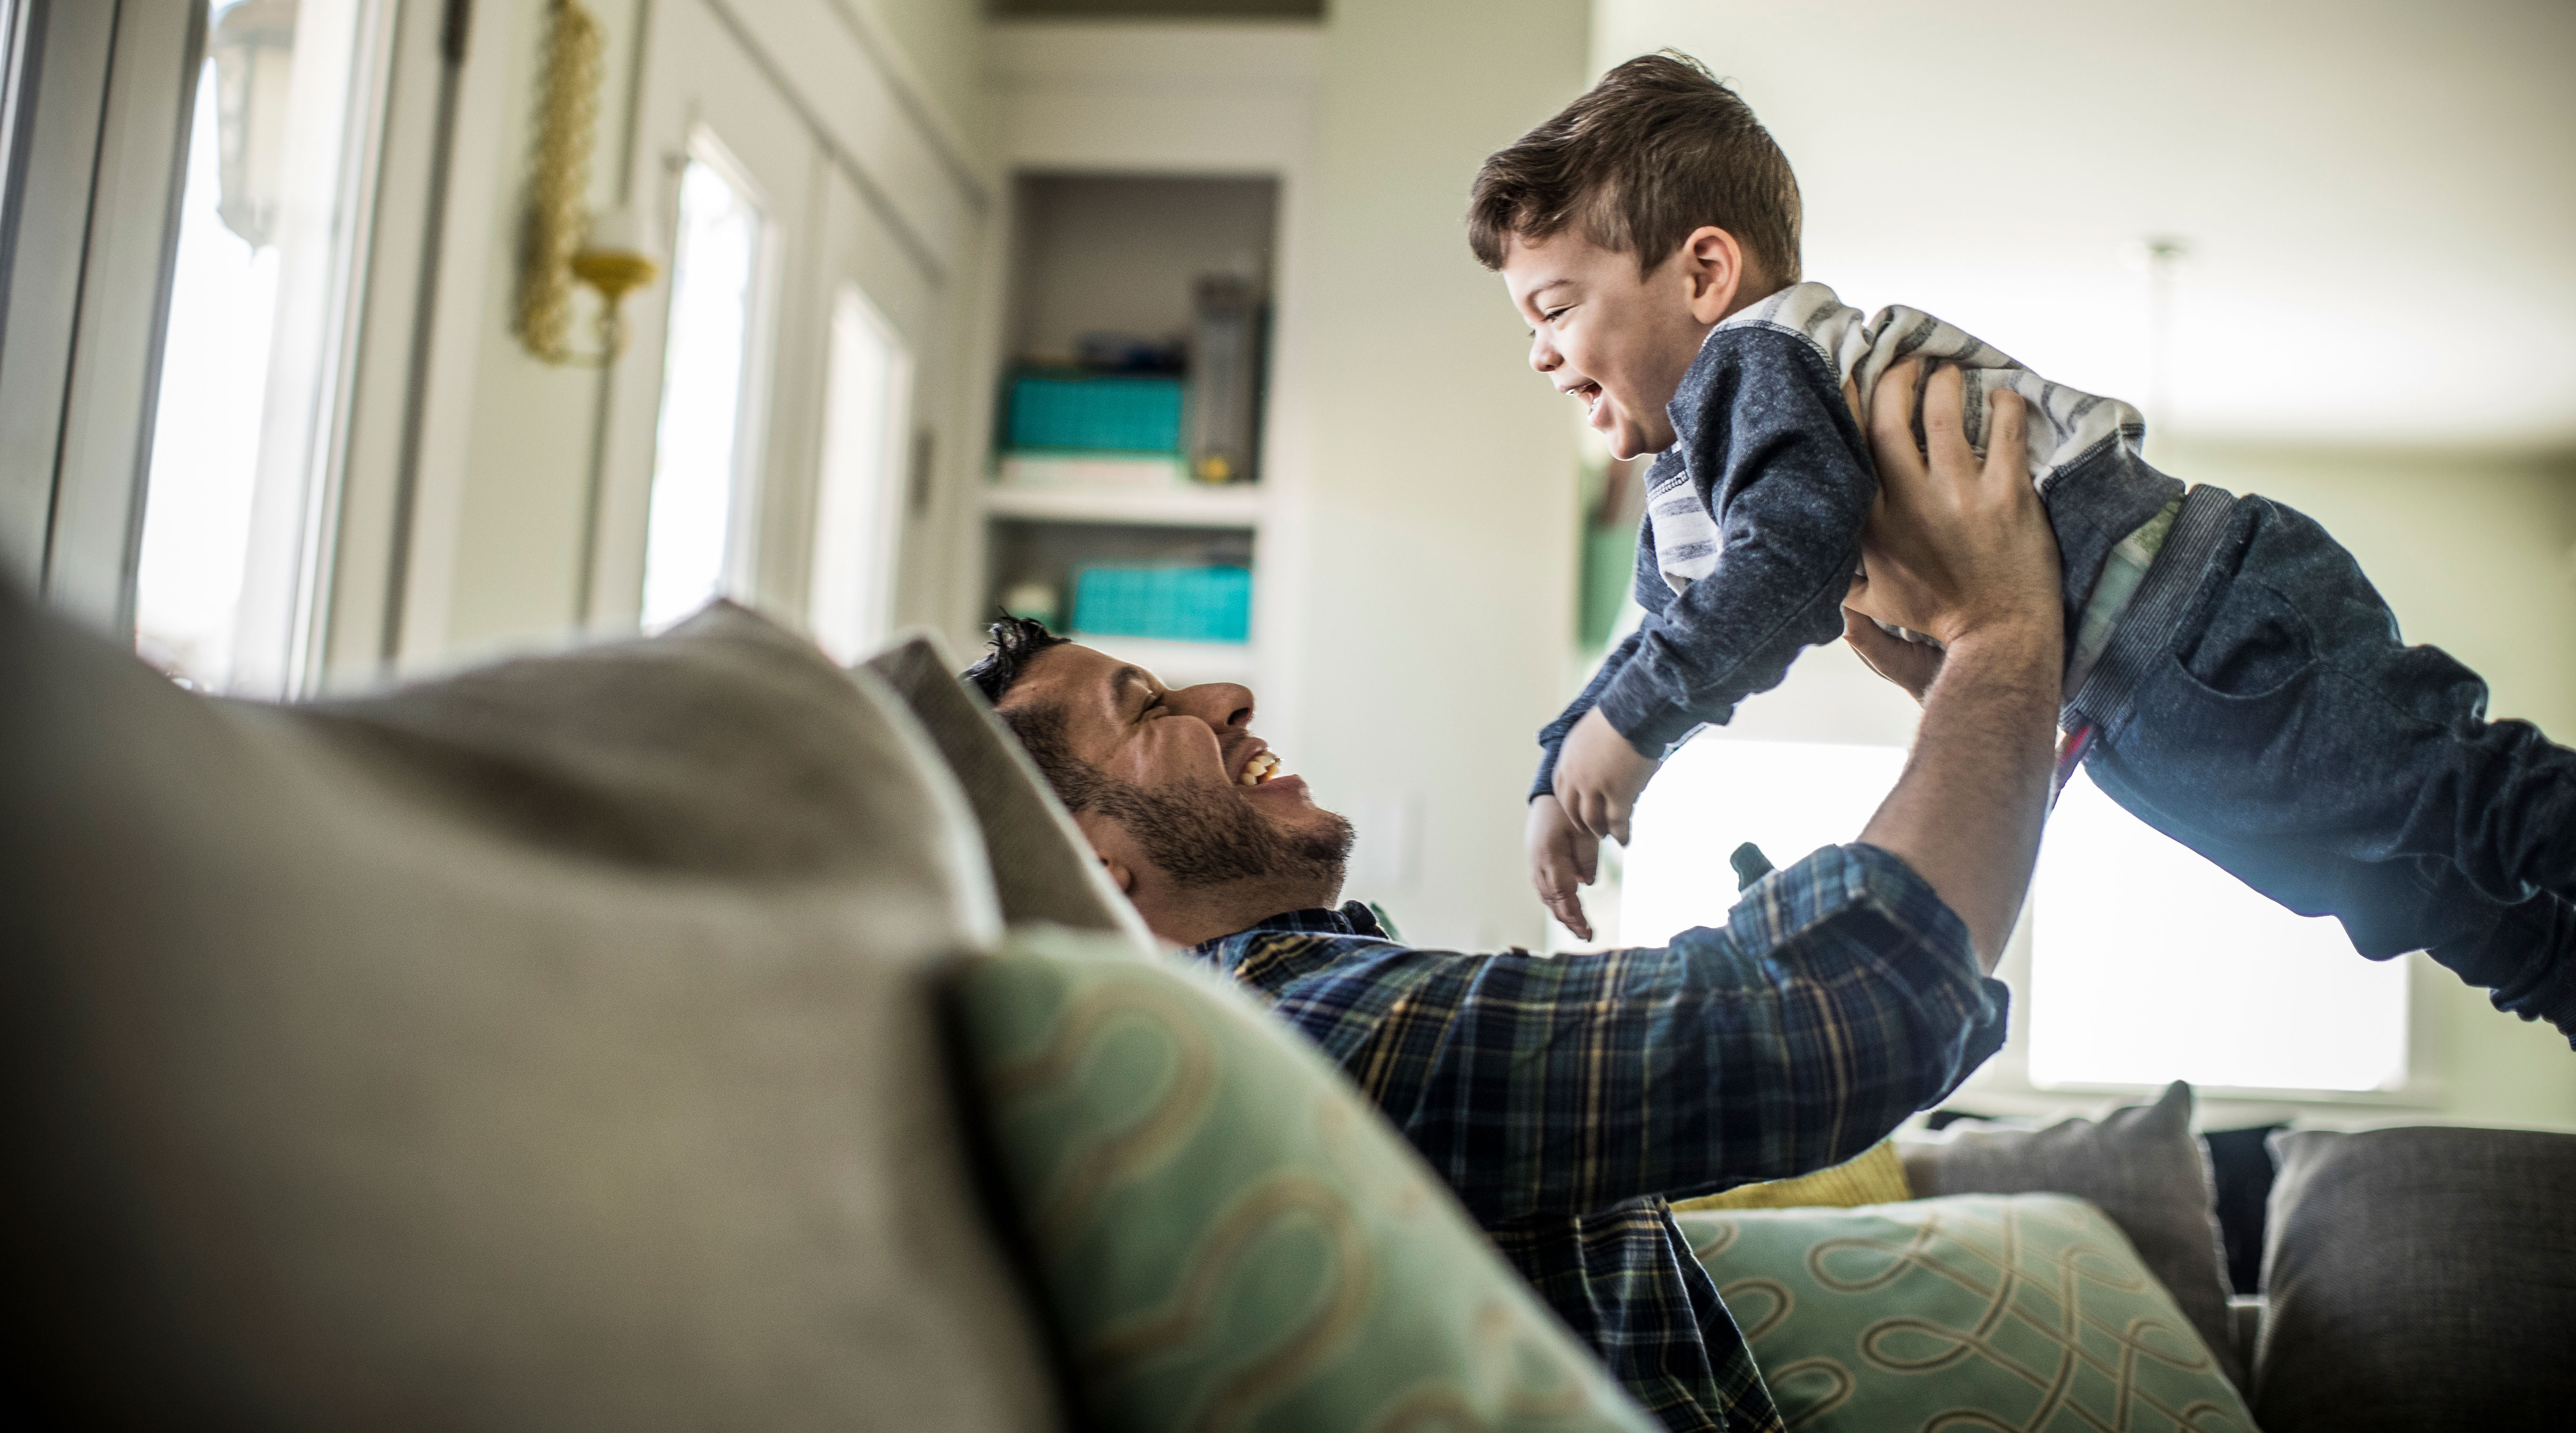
[{"xmin": 1857, "ymin": 619, "xmax": 2061, "ymax": 968}]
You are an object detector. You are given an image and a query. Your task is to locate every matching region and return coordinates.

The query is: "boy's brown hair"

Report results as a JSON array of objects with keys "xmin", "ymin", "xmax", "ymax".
[{"xmin": 1467, "ymin": 51, "xmax": 1802, "ymax": 288}]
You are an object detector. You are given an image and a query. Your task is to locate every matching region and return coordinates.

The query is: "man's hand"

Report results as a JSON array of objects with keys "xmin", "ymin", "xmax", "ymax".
[
  {"xmin": 1552, "ymin": 707, "xmax": 1659, "ymax": 845},
  {"xmin": 1844, "ymin": 360, "xmax": 2057, "ymax": 648},
  {"xmin": 1843, "ymin": 607, "xmax": 1942, "ymax": 704},
  {"xmin": 1848, "ymin": 359, "xmax": 2063, "ymax": 966},
  {"xmin": 1527, "ymin": 794, "xmax": 1601, "ymax": 939}
]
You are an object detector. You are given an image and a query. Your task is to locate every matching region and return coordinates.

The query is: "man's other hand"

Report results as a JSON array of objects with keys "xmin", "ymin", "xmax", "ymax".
[
  {"xmin": 1553, "ymin": 707, "xmax": 1658, "ymax": 846},
  {"xmin": 1527, "ymin": 794, "xmax": 1601, "ymax": 939},
  {"xmin": 1843, "ymin": 608, "xmax": 1942, "ymax": 704},
  {"xmin": 1845, "ymin": 360, "xmax": 2058, "ymax": 650}
]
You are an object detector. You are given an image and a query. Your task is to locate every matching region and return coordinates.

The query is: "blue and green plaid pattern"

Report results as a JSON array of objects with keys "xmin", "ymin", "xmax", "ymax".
[{"xmin": 1188, "ymin": 842, "xmax": 2009, "ymax": 1433}]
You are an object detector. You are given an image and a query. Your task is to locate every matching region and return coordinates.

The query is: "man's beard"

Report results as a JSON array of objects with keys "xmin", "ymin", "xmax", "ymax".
[{"xmin": 1092, "ymin": 775, "xmax": 1354, "ymax": 891}]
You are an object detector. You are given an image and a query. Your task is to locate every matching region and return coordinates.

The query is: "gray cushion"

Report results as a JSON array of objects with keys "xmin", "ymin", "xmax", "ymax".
[
  {"xmin": 862, "ymin": 633, "xmax": 1151, "ymax": 949},
  {"xmin": 1898, "ymin": 1081, "xmax": 2242, "ymax": 1389},
  {"xmin": 0, "ymin": 593, "xmax": 1061, "ymax": 1430},
  {"xmin": 2256, "ymin": 1126, "xmax": 2576, "ymax": 1431}
]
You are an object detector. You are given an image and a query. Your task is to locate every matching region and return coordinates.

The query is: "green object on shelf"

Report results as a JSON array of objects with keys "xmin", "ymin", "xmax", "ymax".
[
  {"xmin": 1005, "ymin": 371, "xmax": 1185, "ymax": 454},
  {"xmin": 1071, "ymin": 565, "xmax": 1250, "ymax": 644}
]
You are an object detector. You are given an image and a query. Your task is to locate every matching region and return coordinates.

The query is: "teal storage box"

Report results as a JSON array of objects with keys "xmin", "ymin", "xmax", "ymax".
[
  {"xmin": 1006, "ymin": 372, "xmax": 1185, "ymax": 453},
  {"xmin": 1071, "ymin": 566, "xmax": 1251, "ymax": 644}
]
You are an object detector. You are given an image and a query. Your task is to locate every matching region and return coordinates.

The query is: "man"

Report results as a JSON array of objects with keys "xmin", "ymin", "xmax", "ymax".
[{"xmin": 964, "ymin": 365, "xmax": 2061, "ymax": 1433}]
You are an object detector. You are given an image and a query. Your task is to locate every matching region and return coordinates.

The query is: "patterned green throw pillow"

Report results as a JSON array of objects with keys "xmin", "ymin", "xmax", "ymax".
[
  {"xmin": 952, "ymin": 924, "xmax": 1659, "ymax": 1433},
  {"xmin": 1675, "ymin": 1195, "xmax": 2253, "ymax": 1433}
]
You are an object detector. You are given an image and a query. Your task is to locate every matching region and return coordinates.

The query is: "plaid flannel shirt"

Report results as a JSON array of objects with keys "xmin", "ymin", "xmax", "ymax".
[{"xmin": 1187, "ymin": 842, "xmax": 2009, "ymax": 1433}]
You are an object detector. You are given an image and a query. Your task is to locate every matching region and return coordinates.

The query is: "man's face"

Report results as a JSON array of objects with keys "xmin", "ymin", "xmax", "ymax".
[
  {"xmin": 1501, "ymin": 228, "xmax": 1712, "ymax": 461},
  {"xmin": 998, "ymin": 642, "xmax": 1352, "ymax": 891}
]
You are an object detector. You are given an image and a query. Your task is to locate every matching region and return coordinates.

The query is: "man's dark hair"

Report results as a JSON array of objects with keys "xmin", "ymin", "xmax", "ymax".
[
  {"xmin": 963, "ymin": 614, "xmax": 1067, "ymax": 707},
  {"xmin": 960, "ymin": 614, "xmax": 1352, "ymax": 886},
  {"xmin": 1466, "ymin": 51, "xmax": 1801, "ymax": 287},
  {"xmin": 962, "ymin": 615, "xmax": 1104, "ymax": 814}
]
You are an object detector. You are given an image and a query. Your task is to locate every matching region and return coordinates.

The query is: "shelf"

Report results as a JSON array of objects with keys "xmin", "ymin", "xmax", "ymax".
[
  {"xmin": 1067, "ymin": 633, "xmax": 1257, "ymax": 685},
  {"xmin": 983, "ymin": 483, "xmax": 1263, "ymax": 528}
]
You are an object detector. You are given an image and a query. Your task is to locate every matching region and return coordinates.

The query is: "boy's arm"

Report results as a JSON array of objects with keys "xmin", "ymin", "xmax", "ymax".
[
  {"xmin": 1590, "ymin": 328, "xmax": 1879, "ymax": 761},
  {"xmin": 1530, "ymin": 630, "xmax": 1642, "ymax": 800}
]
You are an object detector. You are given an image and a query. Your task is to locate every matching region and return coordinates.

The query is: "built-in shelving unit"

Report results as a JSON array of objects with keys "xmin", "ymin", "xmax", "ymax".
[
  {"xmin": 981, "ymin": 483, "xmax": 1264, "ymax": 528},
  {"xmin": 978, "ymin": 170, "xmax": 1278, "ymax": 686}
]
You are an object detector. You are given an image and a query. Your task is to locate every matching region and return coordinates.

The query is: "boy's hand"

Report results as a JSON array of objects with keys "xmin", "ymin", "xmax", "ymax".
[
  {"xmin": 1526, "ymin": 794, "xmax": 1601, "ymax": 940},
  {"xmin": 1552, "ymin": 707, "xmax": 1659, "ymax": 845}
]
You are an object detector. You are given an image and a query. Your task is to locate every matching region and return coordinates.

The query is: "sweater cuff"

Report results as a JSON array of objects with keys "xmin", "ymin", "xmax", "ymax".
[{"xmin": 1594, "ymin": 668, "xmax": 1705, "ymax": 760}]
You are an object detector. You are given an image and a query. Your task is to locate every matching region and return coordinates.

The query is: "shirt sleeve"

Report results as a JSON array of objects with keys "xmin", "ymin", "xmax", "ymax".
[
  {"xmin": 1262, "ymin": 842, "xmax": 2007, "ymax": 1222},
  {"xmin": 1531, "ymin": 633, "xmax": 1639, "ymax": 802},
  {"xmin": 1593, "ymin": 327, "xmax": 1878, "ymax": 756},
  {"xmin": 1529, "ymin": 510, "xmax": 1666, "ymax": 801}
]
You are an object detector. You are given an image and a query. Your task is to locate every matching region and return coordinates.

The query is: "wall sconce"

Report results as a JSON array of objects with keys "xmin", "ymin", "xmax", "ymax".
[
  {"xmin": 210, "ymin": 0, "xmax": 297, "ymax": 250},
  {"xmin": 517, "ymin": 0, "xmax": 658, "ymax": 366}
]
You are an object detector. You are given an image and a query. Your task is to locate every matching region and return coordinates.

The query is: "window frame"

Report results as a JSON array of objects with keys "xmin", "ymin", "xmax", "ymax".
[
  {"xmin": 633, "ymin": 125, "xmax": 778, "ymax": 631},
  {"xmin": 0, "ymin": 0, "xmax": 203, "ymax": 631}
]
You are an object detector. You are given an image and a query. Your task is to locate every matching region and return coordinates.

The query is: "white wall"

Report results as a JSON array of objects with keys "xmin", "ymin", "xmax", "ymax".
[
  {"xmin": 414, "ymin": 0, "xmax": 645, "ymax": 663},
  {"xmin": 381, "ymin": 0, "xmax": 991, "ymax": 671},
  {"xmin": 1272, "ymin": 0, "xmax": 1593, "ymax": 951}
]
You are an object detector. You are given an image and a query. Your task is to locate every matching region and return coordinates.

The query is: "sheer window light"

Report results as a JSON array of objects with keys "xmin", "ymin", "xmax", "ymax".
[
  {"xmin": 1616, "ymin": 736, "xmax": 2410, "ymax": 1097},
  {"xmin": 2032, "ymin": 768, "xmax": 2409, "ymax": 1093},
  {"xmin": 134, "ymin": 0, "xmax": 379, "ymax": 694},
  {"xmin": 807, "ymin": 285, "xmax": 912, "ymax": 664},
  {"xmin": 641, "ymin": 151, "xmax": 765, "ymax": 631},
  {"xmin": 1620, "ymin": 737, "xmax": 1907, "ymax": 948}
]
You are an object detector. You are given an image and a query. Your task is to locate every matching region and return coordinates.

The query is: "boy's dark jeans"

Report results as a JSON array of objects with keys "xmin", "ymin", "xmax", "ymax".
[{"xmin": 2086, "ymin": 494, "xmax": 2576, "ymax": 1042}]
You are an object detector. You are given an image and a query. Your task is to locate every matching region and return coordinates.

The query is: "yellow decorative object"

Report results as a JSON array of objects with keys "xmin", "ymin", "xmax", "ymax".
[
  {"xmin": 1671, "ymin": 1139, "xmax": 1911, "ymax": 1212},
  {"xmin": 515, "ymin": 0, "xmax": 655, "ymax": 366}
]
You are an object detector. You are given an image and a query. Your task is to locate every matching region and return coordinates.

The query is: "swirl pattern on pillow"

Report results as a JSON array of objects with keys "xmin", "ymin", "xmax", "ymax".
[
  {"xmin": 953, "ymin": 925, "xmax": 1660, "ymax": 1433},
  {"xmin": 1676, "ymin": 1194, "xmax": 2254, "ymax": 1433}
]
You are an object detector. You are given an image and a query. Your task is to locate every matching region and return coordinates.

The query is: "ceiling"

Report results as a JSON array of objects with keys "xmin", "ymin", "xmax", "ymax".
[{"xmin": 1594, "ymin": 0, "xmax": 2576, "ymax": 450}]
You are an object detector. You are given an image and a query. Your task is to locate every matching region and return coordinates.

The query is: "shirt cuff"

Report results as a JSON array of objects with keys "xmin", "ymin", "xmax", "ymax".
[{"xmin": 1729, "ymin": 842, "xmax": 2009, "ymax": 1096}]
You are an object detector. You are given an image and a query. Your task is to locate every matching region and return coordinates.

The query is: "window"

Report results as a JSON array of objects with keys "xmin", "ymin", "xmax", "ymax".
[
  {"xmin": 1620, "ymin": 737, "xmax": 1908, "ymax": 948},
  {"xmin": 2031, "ymin": 768, "xmax": 2409, "ymax": 1093},
  {"xmin": 806, "ymin": 285, "xmax": 912, "ymax": 664},
  {"xmin": 1615, "ymin": 733, "xmax": 2411, "ymax": 1097},
  {"xmin": 133, "ymin": 0, "xmax": 383, "ymax": 694},
  {"xmin": 641, "ymin": 148, "xmax": 765, "ymax": 631}
]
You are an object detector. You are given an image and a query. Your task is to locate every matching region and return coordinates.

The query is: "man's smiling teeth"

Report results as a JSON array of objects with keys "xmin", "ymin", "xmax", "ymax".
[{"xmin": 1238, "ymin": 751, "xmax": 1286, "ymax": 786}]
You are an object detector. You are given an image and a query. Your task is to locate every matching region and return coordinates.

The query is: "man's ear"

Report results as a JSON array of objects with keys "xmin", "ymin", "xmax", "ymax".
[
  {"xmin": 1677, "ymin": 225, "xmax": 1750, "ymax": 324},
  {"xmin": 1071, "ymin": 809, "xmax": 1139, "ymax": 896}
]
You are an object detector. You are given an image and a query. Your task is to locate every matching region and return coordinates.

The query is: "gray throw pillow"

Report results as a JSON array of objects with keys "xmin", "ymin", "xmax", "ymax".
[
  {"xmin": 2256, "ymin": 1126, "xmax": 2576, "ymax": 1432},
  {"xmin": 863, "ymin": 632, "xmax": 1153, "ymax": 948},
  {"xmin": 0, "ymin": 594, "xmax": 1058, "ymax": 1431},
  {"xmin": 1898, "ymin": 1081, "xmax": 2241, "ymax": 1390}
]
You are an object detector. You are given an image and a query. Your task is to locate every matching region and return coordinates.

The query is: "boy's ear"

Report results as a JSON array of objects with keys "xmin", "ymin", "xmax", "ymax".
[{"xmin": 1677, "ymin": 225, "xmax": 1750, "ymax": 324}]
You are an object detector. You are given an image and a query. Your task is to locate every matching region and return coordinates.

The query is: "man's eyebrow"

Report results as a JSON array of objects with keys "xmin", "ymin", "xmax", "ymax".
[{"xmin": 1107, "ymin": 664, "xmax": 1150, "ymax": 712}]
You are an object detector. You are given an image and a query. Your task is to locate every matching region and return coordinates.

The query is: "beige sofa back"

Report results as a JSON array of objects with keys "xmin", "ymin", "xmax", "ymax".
[{"xmin": 0, "ymin": 594, "xmax": 1062, "ymax": 1431}]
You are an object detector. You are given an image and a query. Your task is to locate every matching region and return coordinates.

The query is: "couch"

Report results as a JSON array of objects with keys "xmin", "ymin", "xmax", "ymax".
[
  {"xmin": 5, "ymin": 588, "xmax": 2569, "ymax": 1430},
  {"xmin": 1891, "ymin": 1084, "xmax": 2576, "ymax": 1431}
]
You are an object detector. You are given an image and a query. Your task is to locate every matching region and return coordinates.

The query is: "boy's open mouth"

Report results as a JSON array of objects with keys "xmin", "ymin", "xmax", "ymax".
[{"xmin": 1571, "ymin": 381, "xmax": 1605, "ymax": 422}]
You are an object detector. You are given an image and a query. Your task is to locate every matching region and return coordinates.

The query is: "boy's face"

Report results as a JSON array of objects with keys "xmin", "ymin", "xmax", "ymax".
[{"xmin": 1501, "ymin": 229, "xmax": 1727, "ymax": 460}]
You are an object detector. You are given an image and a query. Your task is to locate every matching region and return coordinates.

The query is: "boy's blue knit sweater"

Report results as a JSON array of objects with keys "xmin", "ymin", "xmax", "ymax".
[{"xmin": 1533, "ymin": 283, "xmax": 2181, "ymax": 798}]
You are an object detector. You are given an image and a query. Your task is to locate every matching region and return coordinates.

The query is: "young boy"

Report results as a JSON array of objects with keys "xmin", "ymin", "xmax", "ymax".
[{"xmin": 1480, "ymin": 52, "xmax": 2576, "ymax": 1044}]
